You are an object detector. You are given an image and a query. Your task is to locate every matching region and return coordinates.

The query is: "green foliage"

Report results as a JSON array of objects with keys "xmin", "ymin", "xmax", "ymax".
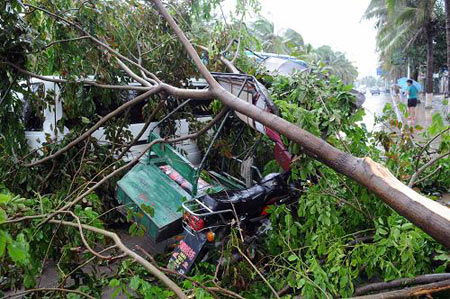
[
  {"xmin": 0, "ymin": 0, "xmax": 448, "ymax": 297},
  {"xmin": 193, "ymin": 66, "xmax": 448, "ymax": 297},
  {"xmin": 364, "ymin": 0, "xmax": 446, "ymax": 81}
]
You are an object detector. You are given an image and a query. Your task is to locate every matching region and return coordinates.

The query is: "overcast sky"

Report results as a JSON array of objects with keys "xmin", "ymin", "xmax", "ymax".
[{"xmin": 226, "ymin": 0, "xmax": 379, "ymax": 79}]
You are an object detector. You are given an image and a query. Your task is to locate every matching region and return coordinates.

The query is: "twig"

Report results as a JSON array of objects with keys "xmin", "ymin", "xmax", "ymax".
[
  {"xmin": 37, "ymin": 217, "xmax": 64, "ymax": 286},
  {"xmin": 321, "ymin": 191, "xmax": 372, "ymax": 220},
  {"xmin": 414, "ymin": 127, "xmax": 450, "ymax": 171},
  {"xmin": 48, "ymin": 219, "xmax": 187, "ymax": 298},
  {"xmin": 68, "ymin": 138, "xmax": 90, "ymax": 194},
  {"xmin": 135, "ymin": 245, "xmax": 220, "ymax": 299},
  {"xmin": 136, "ymin": 244, "xmax": 244, "ymax": 299},
  {"xmin": 58, "ymin": 245, "xmax": 118, "ymax": 288},
  {"xmin": 116, "ymin": 58, "xmax": 152, "ymax": 87},
  {"xmin": 234, "ymin": 245, "xmax": 280, "ymax": 299},
  {"xmin": 39, "ymin": 108, "xmax": 228, "ymax": 226},
  {"xmin": 408, "ymin": 151, "xmax": 450, "ymax": 187},
  {"xmin": 23, "ymin": 86, "xmax": 162, "ymax": 167},
  {"xmin": 355, "ymin": 273, "xmax": 450, "ymax": 296},
  {"xmin": 413, "ymin": 165, "xmax": 442, "ymax": 186},
  {"xmin": 1, "ymin": 214, "xmax": 46, "ymax": 224},
  {"xmin": 17, "ymin": 36, "xmax": 90, "ymax": 54},
  {"xmin": 206, "ymin": 287, "xmax": 245, "ymax": 299},
  {"xmin": 3, "ymin": 287, "xmax": 96, "ymax": 299},
  {"xmin": 116, "ymin": 100, "xmax": 164, "ymax": 160},
  {"xmin": 352, "ymin": 278, "xmax": 450, "ymax": 298}
]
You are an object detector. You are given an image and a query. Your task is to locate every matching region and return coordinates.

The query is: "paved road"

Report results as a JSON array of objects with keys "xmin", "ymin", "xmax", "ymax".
[
  {"xmin": 361, "ymin": 92, "xmax": 392, "ymax": 131},
  {"xmin": 361, "ymin": 92, "xmax": 449, "ymax": 132}
]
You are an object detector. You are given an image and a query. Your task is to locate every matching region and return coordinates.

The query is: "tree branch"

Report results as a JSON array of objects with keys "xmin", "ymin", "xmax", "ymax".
[
  {"xmin": 353, "ymin": 278, "xmax": 450, "ymax": 298},
  {"xmin": 48, "ymin": 219, "xmax": 186, "ymax": 298},
  {"xmin": 408, "ymin": 151, "xmax": 450, "ymax": 187},
  {"xmin": 19, "ymin": 36, "xmax": 91, "ymax": 54},
  {"xmin": 4, "ymin": 287, "xmax": 96, "ymax": 299},
  {"xmin": 1, "ymin": 60, "xmax": 152, "ymax": 91},
  {"xmin": 40, "ymin": 108, "xmax": 227, "ymax": 225},
  {"xmin": 152, "ymin": 0, "xmax": 450, "ymax": 248},
  {"xmin": 23, "ymin": 3, "xmax": 161, "ymax": 85},
  {"xmin": 23, "ymin": 86, "xmax": 162, "ymax": 167},
  {"xmin": 415, "ymin": 127, "xmax": 450, "ymax": 170},
  {"xmin": 117, "ymin": 100, "xmax": 164, "ymax": 160},
  {"xmin": 355, "ymin": 273, "xmax": 450, "ymax": 296}
]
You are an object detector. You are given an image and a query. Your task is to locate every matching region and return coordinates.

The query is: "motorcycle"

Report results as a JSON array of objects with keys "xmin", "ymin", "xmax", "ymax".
[{"xmin": 167, "ymin": 172, "xmax": 298, "ymax": 274}]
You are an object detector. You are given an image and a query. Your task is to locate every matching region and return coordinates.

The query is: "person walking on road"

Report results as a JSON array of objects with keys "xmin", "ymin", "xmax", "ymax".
[{"xmin": 406, "ymin": 79, "xmax": 418, "ymax": 124}]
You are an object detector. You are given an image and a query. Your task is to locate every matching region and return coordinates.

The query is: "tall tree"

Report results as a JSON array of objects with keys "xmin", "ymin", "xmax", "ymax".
[
  {"xmin": 445, "ymin": 0, "xmax": 450, "ymax": 97},
  {"xmin": 424, "ymin": 0, "xmax": 435, "ymax": 106},
  {"xmin": 365, "ymin": 0, "xmax": 438, "ymax": 102},
  {"xmin": 314, "ymin": 45, "xmax": 358, "ymax": 84}
]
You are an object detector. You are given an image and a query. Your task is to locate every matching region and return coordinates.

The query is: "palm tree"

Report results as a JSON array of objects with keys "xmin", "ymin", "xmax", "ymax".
[
  {"xmin": 279, "ymin": 28, "xmax": 304, "ymax": 53},
  {"xmin": 365, "ymin": 0, "xmax": 437, "ymax": 106},
  {"xmin": 314, "ymin": 46, "xmax": 358, "ymax": 84},
  {"xmin": 249, "ymin": 18, "xmax": 357, "ymax": 83},
  {"xmin": 250, "ymin": 17, "xmax": 284, "ymax": 53},
  {"xmin": 250, "ymin": 17, "xmax": 304, "ymax": 54}
]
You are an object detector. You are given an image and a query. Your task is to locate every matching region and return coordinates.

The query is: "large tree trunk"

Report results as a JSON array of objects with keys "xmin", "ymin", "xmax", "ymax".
[
  {"xmin": 153, "ymin": 0, "xmax": 450, "ymax": 247},
  {"xmin": 445, "ymin": 0, "xmax": 450, "ymax": 98},
  {"xmin": 425, "ymin": 0, "xmax": 434, "ymax": 108}
]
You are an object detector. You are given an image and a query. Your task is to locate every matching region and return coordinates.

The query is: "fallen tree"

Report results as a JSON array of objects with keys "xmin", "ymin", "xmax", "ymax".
[
  {"xmin": 153, "ymin": 0, "xmax": 450, "ymax": 247},
  {"xmin": 0, "ymin": 0, "xmax": 449, "ymax": 297},
  {"xmin": 5, "ymin": 0, "xmax": 449, "ymax": 247}
]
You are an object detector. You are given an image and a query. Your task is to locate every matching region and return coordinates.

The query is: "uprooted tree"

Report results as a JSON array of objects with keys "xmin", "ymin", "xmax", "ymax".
[{"xmin": 1, "ymin": 0, "xmax": 450, "ymax": 298}]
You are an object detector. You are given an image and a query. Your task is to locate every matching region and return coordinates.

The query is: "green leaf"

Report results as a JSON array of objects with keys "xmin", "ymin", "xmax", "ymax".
[
  {"xmin": 288, "ymin": 254, "xmax": 298, "ymax": 261},
  {"xmin": 0, "ymin": 193, "xmax": 11, "ymax": 204},
  {"xmin": 0, "ymin": 208, "xmax": 6, "ymax": 223},
  {"xmin": 109, "ymin": 278, "xmax": 120, "ymax": 287},
  {"xmin": 297, "ymin": 278, "xmax": 306, "ymax": 288},
  {"xmin": 130, "ymin": 276, "xmax": 141, "ymax": 290},
  {"xmin": 141, "ymin": 203, "xmax": 155, "ymax": 217},
  {"xmin": 81, "ymin": 116, "xmax": 91, "ymax": 124},
  {"xmin": 0, "ymin": 230, "xmax": 8, "ymax": 257},
  {"xmin": 23, "ymin": 272, "xmax": 35, "ymax": 288},
  {"xmin": 7, "ymin": 240, "xmax": 29, "ymax": 264}
]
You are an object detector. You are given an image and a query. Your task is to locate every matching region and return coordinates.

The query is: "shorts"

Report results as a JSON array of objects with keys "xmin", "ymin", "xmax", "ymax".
[{"xmin": 408, "ymin": 98, "xmax": 417, "ymax": 107}]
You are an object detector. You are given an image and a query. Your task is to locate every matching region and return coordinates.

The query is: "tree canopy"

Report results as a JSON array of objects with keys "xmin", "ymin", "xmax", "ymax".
[{"xmin": 0, "ymin": 1, "xmax": 449, "ymax": 298}]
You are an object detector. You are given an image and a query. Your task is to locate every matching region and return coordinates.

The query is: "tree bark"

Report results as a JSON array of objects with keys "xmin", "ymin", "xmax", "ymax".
[
  {"xmin": 152, "ymin": 0, "xmax": 450, "ymax": 248},
  {"xmin": 352, "ymin": 278, "xmax": 450, "ymax": 298},
  {"xmin": 355, "ymin": 273, "xmax": 450, "ymax": 296},
  {"xmin": 445, "ymin": 0, "xmax": 450, "ymax": 97}
]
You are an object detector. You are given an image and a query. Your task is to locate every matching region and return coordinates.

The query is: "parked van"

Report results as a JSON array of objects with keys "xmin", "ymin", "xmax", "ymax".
[{"xmin": 17, "ymin": 77, "xmax": 208, "ymax": 165}]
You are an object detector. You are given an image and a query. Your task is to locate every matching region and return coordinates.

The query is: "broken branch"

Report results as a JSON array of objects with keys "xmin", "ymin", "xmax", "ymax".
[
  {"xmin": 152, "ymin": 0, "xmax": 450, "ymax": 248},
  {"xmin": 23, "ymin": 85, "xmax": 163, "ymax": 167},
  {"xmin": 353, "ymin": 278, "xmax": 450, "ymax": 298},
  {"xmin": 355, "ymin": 273, "xmax": 450, "ymax": 296},
  {"xmin": 48, "ymin": 219, "xmax": 186, "ymax": 298},
  {"xmin": 408, "ymin": 151, "xmax": 450, "ymax": 187}
]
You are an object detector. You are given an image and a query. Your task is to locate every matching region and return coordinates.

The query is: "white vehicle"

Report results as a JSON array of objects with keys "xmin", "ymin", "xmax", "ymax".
[{"xmin": 17, "ymin": 76, "xmax": 208, "ymax": 165}]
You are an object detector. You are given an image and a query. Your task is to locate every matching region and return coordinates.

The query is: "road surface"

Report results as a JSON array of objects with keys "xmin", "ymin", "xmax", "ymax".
[{"xmin": 361, "ymin": 92, "xmax": 448, "ymax": 132}]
